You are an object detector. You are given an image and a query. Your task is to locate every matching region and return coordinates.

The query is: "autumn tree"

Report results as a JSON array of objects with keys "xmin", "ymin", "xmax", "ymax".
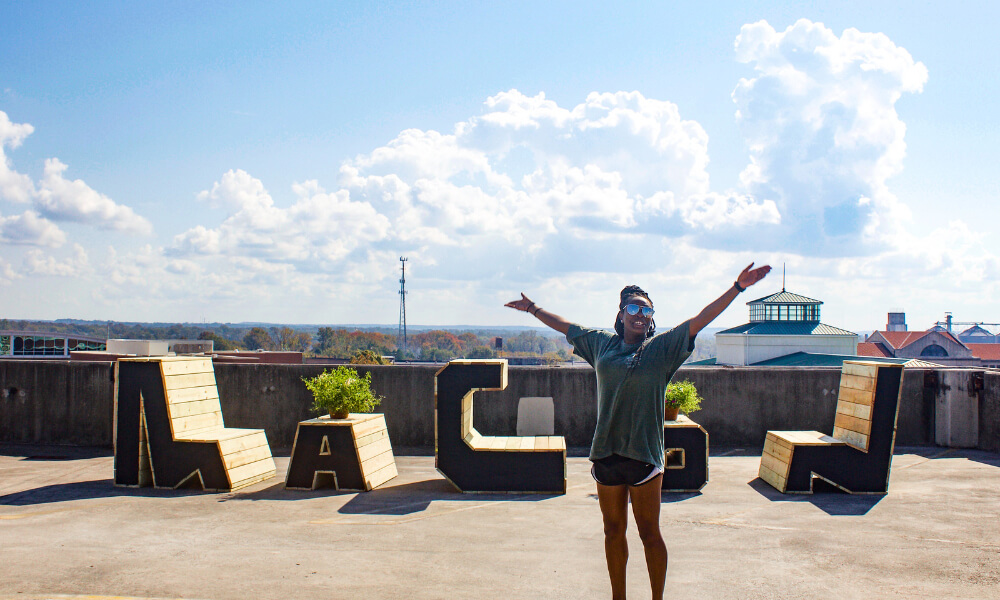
[
  {"xmin": 243, "ymin": 327, "xmax": 275, "ymax": 350},
  {"xmin": 198, "ymin": 330, "xmax": 240, "ymax": 351},
  {"xmin": 412, "ymin": 330, "xmax": 464, "ymax": 359},
  {"xmin": 271, "ymin": 327, "xmax": 311, "ymax": 352},
  {"xmin": 312, "ymin": 328, "xmax": 395, "ymax": 358}
]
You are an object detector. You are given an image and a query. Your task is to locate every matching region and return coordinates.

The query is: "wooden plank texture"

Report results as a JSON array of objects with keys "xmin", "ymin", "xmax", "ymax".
[
  {"xmin": 163, "ymin": 372, "xmax": 217, "ymax": 390},
  {"xmin": 163, "ymin": 385, "xmax": 219, "ymax": 405},
  {"xmin": 222, "ymin": 444, "xmax": 274, "ymax": 470},
  {"xmin": 760, "ymin": 451, "xmax": 791, "ymax": 478},
  {"xmin": 835, "ymin": 429, "xmax": 869, "ymax": 451},
  {"xmin": 836, "ymin": 400, "xmax": 872, "ymax": 420},
  {"xmin": 358, "ymin": 437, "xmax": 393, "ymax": 462},
  {"xmin": 215, "ymin": 431, "xmax": 270, "ymax": 456},
  {"xmin": 759, "ymin": 463, "xmax": 787, "ymax": 492},
  {"xmin": 166, "ymin": 397, "xmax": 223, "ymax": 419},
  {"xmin": 766, "ymin": 433, "xmax": 793, "ymax": 449},
  {"xmin": 842, "ymin": 362, "xmax": 879, "ymax": 379},
  {"xmin": 840, "ymin": 373, "xmax": 876, "ymax": 393},
  {"xmin": 229, "ymin": 468, "xmax": 276, "ymax": 492},
  {"xmin": 764, "ymin": 437, "xmax": 792, "ymax": 462},
  {"xmin": 365, "ymin": 462, "xmax": 398, "ymax": 490},
  {"xmin": 160, "ymin": 359, "xmax": 215, "ymax": 376},
  {"xmin": 834, "ymin": 413, "xmax": 869, "ymax": 434},
  {"xmin": 170, "ymin": 411, "xmax": 224, "ymax": 435},
  {"xmin": 838, "ymin": 386, "xmax": 876, "ymax": 406},
  {"xmin": 359, "ymin": 448, "xmax": 395, "ymax": 474},
  {"xmin": 227, "ymin": 457, "xmax": 276, "ymax": 487},
  {"xmin": 354, "ymin": 428, "xmax": 389, "ymax": 448}
]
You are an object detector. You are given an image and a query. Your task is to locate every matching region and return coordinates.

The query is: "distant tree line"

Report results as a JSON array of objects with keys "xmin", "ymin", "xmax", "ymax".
[{"xmin": 0, "ymin": 318, "xmax": 575, "ymax": 362}]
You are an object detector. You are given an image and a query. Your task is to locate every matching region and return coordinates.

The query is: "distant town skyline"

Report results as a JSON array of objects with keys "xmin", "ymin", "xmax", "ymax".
[{"xmin": 2, "ymin": 3, "xmax": 998, "ymax": 331}]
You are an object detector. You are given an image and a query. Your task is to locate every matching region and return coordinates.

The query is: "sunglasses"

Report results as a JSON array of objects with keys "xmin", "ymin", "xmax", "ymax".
[{"xmin": 623, "ymin": 304, "xmax": 654, "ymax": 318}]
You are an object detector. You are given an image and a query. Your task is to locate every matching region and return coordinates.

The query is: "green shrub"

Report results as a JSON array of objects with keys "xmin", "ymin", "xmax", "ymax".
[
  {"xmin": 302, "ymin": 366, "xmax": 383, "ymax": 418},
  {"xmin": 664, "ymin": 380, "xmax": 703, "ymax": 414}
]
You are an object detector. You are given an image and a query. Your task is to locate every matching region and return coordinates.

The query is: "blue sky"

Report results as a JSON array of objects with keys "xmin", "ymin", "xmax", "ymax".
[{"xmin": 2, "ymin": 1, "xmax": 998, "ymax": 331}]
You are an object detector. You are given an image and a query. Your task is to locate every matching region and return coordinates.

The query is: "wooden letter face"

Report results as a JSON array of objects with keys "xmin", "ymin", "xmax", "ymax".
[
  {"xmin": 766, "ymin": 363, "xmax": 904, "ymax": 494},
  {"xmin": 435, "ymin": 361, "xmax": 565, "ymax": 494},
  {"xmin": 285, "ymin": 424, "xmax": 366, "ymax": 491},
  {"xmin": 114, "ymin": 361, "xmax": 229, "ymax": 490},
  {"xmin": 662, "ymin": 419, "xmax": 709, "ymax": 492}
]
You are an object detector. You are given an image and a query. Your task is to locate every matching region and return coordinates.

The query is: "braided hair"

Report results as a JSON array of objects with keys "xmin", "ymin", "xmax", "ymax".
[{"xmin": 615, "ymin": 284, "xmax": 656, "ymax": 340}]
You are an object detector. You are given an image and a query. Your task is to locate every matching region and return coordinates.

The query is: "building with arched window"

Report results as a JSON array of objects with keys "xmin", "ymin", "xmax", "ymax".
[
  {"xmin": 861, "ymin": 328, "xmax": 985, "ymax": 367},
  {"xmin": 0, "ymin": 331, "xmax": 106, "ymax": 358},
  {"xmin": 713, "ymin": 290, "xmax": 859, "ymax": 366}
]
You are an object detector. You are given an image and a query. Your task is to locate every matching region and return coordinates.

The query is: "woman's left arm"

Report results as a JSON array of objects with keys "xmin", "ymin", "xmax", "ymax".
[{"xmin": 687, "ymin": 263, "xmax": 771, "ymax": 339}]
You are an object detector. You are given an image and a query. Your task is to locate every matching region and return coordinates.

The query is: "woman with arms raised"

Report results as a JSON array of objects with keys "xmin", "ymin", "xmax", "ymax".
[{"xmin": 505, "ymin": 263, "xmax": 770, "ymax": 600}]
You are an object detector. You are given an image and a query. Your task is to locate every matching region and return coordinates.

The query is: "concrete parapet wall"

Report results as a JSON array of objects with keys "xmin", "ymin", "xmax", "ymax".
[
  {"xmin": 1, "ymin": 360, "xmax": 996, "ymax": 451},
  {"xmin": 0, "ymin": 360, "xmax": 114, "ymax": 446},
  {"xmin": 981, "ymin": 372, "xmax": 1000, "ymax": 453}
]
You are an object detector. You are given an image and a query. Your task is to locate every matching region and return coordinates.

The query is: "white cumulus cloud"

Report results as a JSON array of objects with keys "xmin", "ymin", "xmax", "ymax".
[
  {"xmin": 0, "ymin": 110, "xmax": 36, "ymax": 203},
  {"xmin": 0, "ymin": 209, "xmax": 67, "ymax": 247},
  {"xmin": 36, "ymin": 158, "xmax": 153, "ymax": 234},
  {"xmin": 172, "ymin": 169, "xmax": 392, "ymax": 271},
  {"xmin": 23, "ymin": 243, "xmax": 90, "ymax": 277},
  {"xmin": 732, "ymin": 19, "xmax": 928, "ymax": 255},
  {"xmin": 0, "ymin": 110, "xmax": 153, "ymax": 239}
]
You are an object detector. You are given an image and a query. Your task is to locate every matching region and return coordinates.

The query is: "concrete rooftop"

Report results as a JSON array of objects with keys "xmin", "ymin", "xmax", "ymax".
[{"xmin": 1, "ymin": 445, "xmax": 998, "ymax": 600}]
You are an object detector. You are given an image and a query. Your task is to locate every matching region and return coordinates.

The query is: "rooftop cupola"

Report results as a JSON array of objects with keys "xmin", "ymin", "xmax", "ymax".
[{"xmin": 747, "ymin": 290, "xmax": 822, "ymax": 323}]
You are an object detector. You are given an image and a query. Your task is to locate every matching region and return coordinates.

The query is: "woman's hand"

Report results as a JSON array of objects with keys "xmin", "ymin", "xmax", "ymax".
[
  {"xmin": 688, "ymin": 261, "xmax": 772, "ymax": 338},
  {"xmin": 504, "ymin": 293, "xmax": 571, "ymax": 335},
  {"xmin": 504, "ymin": 293, "xmax": 536, "ymax": 313},
  {"xmin": 737, "ymin": 263, "xmax": 771, "ymax": 290}
]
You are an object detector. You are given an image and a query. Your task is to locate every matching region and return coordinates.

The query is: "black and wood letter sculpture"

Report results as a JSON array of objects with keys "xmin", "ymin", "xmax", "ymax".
[
  {"xmin": 435, "ymin": 359, "xmax": 566, "ymax": 493},
  {"xmin": 114, "ymin": 356, "xmax": 276, "ymax": 491},
  {"xmin": 285, "ymin": 414, "xmax": 397, "ymax": 491},
  {"xmin": 759, "ymin": 361, "xmax": 903, "ymax": 494},
  {"xmin": 662, "ymin": 415, "xmax": 709, "ymax": 492}
]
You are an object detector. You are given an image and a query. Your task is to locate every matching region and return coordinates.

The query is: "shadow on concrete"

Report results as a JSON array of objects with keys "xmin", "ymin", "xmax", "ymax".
[
  {"xmin": 661, "ymin": 491, "xmax": 702, "ymax": 503},
  {"xmin": 0, "ymin": 479, "xmax": 205, "ymax": 506},
  {"xmin": 964, "ymin": 451, "xmax": 1000, "ymax": 468},
  {"xmin": 895, "ymin": 446, "xmax": 1000, "ymax": 469},
  {"xmin": 747, "ymin": 477, "xmax": 885, "ymax": 516},
  {"xmin": 220, "ymin": 476, "xmax": 561, "ymax": 515},
  {"xmin": 0, "ymin": 445, "xmax": 112, "ymax": 460},
  {"xmin": 337, "ymin": 479, "xmax": 562, "ymax": 515}
]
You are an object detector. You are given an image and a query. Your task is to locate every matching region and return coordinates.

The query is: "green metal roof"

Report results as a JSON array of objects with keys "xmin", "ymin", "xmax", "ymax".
[
  {"xmin": 716, "ymin": 321, "xmax": 857, "ymax": 336},
  {"xmin": 684, "ymin": 357, "xmax": 717, "ymax": 366},
  {"xmin": 751, "ymin": 352, "xmax": 943, "ymax": 368},
  {"xmin": 751, "ymin": 352, "xmax": 901, "ymax": 367},
  {"xmin": 746, "ymin": 290, "xmax": 822, "ymax": 305}
]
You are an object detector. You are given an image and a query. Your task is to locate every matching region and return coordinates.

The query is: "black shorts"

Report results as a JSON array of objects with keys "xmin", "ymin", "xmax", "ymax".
[{"xmin": 591, "ymin": 454, "xmax": 662, "ymax": 487}]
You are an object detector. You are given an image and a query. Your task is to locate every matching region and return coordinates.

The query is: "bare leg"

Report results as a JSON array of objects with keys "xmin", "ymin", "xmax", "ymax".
[
  {"xmin": 629, "ymin": 474, "xmax": 666, "ymax": 600},
  {"xmin": 597, "ymin": 482, "xmax": 630, "ymax": 600}
]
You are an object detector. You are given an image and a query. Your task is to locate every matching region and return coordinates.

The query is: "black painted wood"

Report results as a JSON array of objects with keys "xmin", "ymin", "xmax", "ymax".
[
  {"xmin": 435, "ymin": 361, "xmax": 565, "ymax": 493},
  {"xmin": 114, "ymin": 361, "xmax": 228, "ymax": 490},
  {"xmin": 285, "ymin": 423, "xmax": 366, "ymax": 490},
  {"xmin": 662, "ymin": 421, "xmax": 708, "ymax": 492},
  {"xmin": 784, "ymin": 364, "xmax": 903, "ymax": 493}
]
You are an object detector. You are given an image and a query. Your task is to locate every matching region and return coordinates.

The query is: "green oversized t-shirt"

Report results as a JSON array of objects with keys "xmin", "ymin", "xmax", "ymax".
[{"xmin": 566, "ymin": 322, "xmax": 695, "ymax": 470}]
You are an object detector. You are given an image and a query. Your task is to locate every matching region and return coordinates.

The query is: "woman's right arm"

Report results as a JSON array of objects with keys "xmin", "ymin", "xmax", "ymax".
[{"xmin": 504, "ymin": 293, "xmax": 571, "ymax": 335}]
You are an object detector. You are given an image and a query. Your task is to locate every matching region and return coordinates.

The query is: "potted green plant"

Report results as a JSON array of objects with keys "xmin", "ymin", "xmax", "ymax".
[
  {"xmin": 302, "ymin": 366, "xmax": 383, "ymax": 419},
  {"xmin": 664, "ymin": 380, "xmax": 703, "ymax": 421}
]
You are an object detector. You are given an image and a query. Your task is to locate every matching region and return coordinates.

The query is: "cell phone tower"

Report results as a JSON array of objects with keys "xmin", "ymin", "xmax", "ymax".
[{"xmin": 398, "ymin": 257, "xmax": 408, "ymax": 355}]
